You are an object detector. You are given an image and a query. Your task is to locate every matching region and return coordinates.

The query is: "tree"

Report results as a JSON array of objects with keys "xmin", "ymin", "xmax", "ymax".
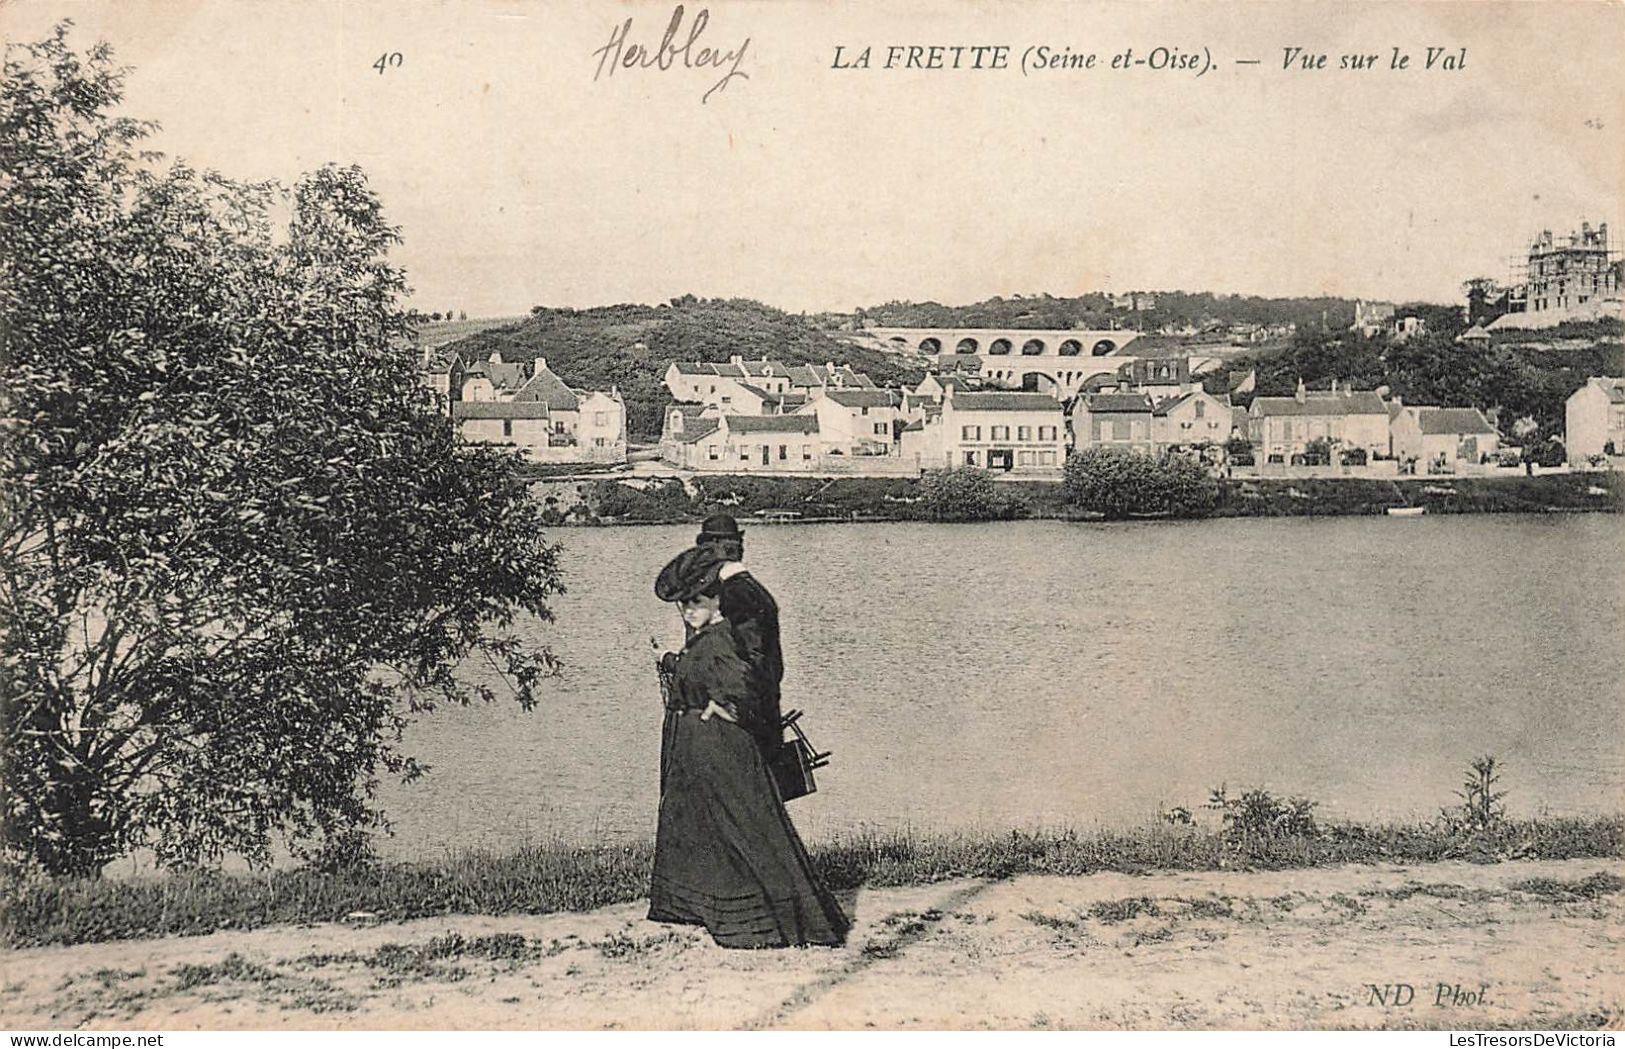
[
  {"xmin": 1, "ymin": 25, "xmax": 564, "ymax": 876},
  {"xmin": 1062, "ymin": 447, "xmax": 1219, "ymax": 519}
]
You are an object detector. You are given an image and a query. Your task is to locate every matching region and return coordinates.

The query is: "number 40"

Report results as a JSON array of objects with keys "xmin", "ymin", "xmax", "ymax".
[{"xmin": 373, "ymin": 52, "xmax": 403, "ymax": 75}]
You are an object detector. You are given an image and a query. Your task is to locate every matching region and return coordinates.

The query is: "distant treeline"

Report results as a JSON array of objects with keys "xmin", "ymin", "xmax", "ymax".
[
  {"xmin": 850, "ymin": 291, "xmax": 1365, "ymax": 331},
  {"xmin": 442, "ymin": 297, "xmax": 927, "ymax": 440}
]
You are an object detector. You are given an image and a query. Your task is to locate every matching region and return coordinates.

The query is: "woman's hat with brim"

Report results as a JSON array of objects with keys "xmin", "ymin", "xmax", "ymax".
[{"xmin": 654, "ymin": 546, "xmax": 724, "ymax": 602}]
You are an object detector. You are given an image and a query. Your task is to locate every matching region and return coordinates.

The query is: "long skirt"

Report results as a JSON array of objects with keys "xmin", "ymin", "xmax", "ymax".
[{"xmin": 648, "ymin": 709, "xmax": 850, "ymax": 948}]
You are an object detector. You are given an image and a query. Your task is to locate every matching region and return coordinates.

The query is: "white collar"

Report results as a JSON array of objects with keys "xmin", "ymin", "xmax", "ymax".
[{"xmin": 717, "ymin": 561, "xmax": 747, "ymax": 580}]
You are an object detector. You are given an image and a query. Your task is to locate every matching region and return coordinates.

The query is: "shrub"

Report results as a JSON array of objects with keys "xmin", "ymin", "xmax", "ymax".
[
  {"xmin": 915, "ymin": 467, "xmax": 1027, "ymax": 522},
  {"xmin": 1207, "ymin": 785, "xmax": 1319, "ymax": 841},
  {"xmin": 1062, "ymin": 447, "xmax": 1219, "ymax": 519}
]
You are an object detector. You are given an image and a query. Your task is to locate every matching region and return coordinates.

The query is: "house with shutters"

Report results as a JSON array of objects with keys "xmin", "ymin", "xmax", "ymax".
[
  {"xmin": 1070, "ymin": 391, "xmax": 1157, "ymax": 454},
  {"xmin": 658, "ymin": 407, "xmax": 825, "ymax": 472},
  {"xmin": 1389, "ymin": 405, "xmax": 1500, "ymax": 470},
  {"xmin": 803, "ymin": 388, "xmax": 900, "ymax": 456},
  {"xmin": 1151, "ymin": 390, "xmax": 1234, "ymax": 452},
  {"xmin": 1247, "ymin": 380, "xmax": 1391, "ymax": 463},
  {"xmin": 936, "ymin": 387, "xmax": 1066, "ymax": 473}
]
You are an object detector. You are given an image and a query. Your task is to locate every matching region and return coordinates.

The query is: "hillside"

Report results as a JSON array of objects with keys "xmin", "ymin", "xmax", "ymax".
[
  {"xmin": 441, "ymin": 299, "xmax": 928, "ymax": 440},
  {"xmin": 1212, "ymin": 316, "xmax": 1624, "ymax": 438}
]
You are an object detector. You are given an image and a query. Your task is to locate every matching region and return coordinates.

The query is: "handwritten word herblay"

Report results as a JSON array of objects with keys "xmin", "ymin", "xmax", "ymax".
[{"xmin": 591, "ymin": 5, "xmax": 751, "ymax": 104}]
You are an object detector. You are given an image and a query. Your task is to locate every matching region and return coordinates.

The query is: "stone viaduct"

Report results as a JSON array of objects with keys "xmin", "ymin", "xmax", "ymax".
[{"xmin": 863, "ymin": 327, "xmax": 1144, "ymax": 397}]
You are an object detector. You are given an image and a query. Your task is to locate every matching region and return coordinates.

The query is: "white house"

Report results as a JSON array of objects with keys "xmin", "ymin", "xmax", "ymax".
[
  {"xmin": 447, "ymin": 354, "xmax": 626, "ymax": 464},
  {"xmin": 1390, "ymin": 406, "xmax": 1500, "ymax": 470},
  {"xmin": 937, "ymin": 388, "xmax": 1065, "ymax": 473},
  {"xmin": 1152, "ymin": 390, "xmax": 1233, "ymax": 451},
  {"xmin": 804, "ymin": 388, "xmax": 899, "ymax": 456},
  {"xmin": 1248, "ymin": 381, "xmax": 1391, "ymax": 462},
  {"xmin": 1070, "ymin": 391, "xmax": 1156, "ymax": 454},
  {"xmin": 1565, "ymin": 376, "xmax": 1625, "ymax": 462}
]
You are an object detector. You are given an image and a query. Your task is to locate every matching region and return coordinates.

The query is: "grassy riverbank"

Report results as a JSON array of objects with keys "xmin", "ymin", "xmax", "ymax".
[
  {"xmin": 7, "ymin": 815, "xmax": 1620, "ymax": 949},
  {"xmin": 551, "ymin": 471, "xmax": 1621, "ymax": 525}
]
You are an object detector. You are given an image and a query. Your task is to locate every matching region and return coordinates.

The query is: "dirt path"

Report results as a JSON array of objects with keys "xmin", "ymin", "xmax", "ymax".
[{"xmin": 3, "ymin": 858, "xmax": 1621, "ymax": 1031}]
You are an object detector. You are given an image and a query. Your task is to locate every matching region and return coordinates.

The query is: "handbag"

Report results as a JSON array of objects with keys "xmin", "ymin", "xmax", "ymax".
[{"xmin": 768, "ymin": 709, "xmax": 830, "ymax": 803}]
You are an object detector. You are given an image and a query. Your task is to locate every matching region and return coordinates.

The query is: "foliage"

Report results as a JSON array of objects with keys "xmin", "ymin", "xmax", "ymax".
[
  {"xmin": 1062, "ymin": 447, "xmax": 1220, "ymax": 519},
  {"xmin": 1226, "ymin": 322, "xmax": 1623, "ymax": 437},
  {"xmin": 1, "ymin": 24, "xmax": 564, "ymax": 876},
  {"xmin": 1442, "ymin": 757, "xmax": 1508, "ymax": 833},
  {"xmin": 915, "ymin": 467, "xmax": 1027, "ymax": 522},
  {"xmin": 1206, "ymin": 785, "xmax": 1320, "ymax": 841},
  {"xmin": 582, "ymin": 479, "xmax": 695, "ymax": 522}
]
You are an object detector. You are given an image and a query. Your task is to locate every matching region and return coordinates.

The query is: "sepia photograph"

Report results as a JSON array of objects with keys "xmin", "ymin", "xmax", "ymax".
[{"xmin": 2, "ymin": 0, "xmax": 1622, "ymax": 1035}]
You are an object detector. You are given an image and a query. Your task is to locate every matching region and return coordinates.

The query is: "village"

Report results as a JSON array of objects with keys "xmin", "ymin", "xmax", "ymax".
[{"xmin": 419, "ymin": 223, "xmax": 1622, "ymax": 485}]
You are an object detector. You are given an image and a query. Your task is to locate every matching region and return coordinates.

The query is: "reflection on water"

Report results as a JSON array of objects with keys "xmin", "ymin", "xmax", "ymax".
[{"xmin": 377, "ymin": 514, "xmax": 1625, "ymax": 857}]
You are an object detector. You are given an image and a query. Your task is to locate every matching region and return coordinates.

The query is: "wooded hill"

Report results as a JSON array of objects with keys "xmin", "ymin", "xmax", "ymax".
[{"xmin": 439, "ymin": 298, "xmax": 926, "ymax": 440}]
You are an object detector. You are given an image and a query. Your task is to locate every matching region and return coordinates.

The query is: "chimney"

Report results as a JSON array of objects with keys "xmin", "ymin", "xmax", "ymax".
[
  {"xmin": 533, "ymin": 357, "xmax": 548, "ymax": 377},
  {"xmin": 1330, "ymin": 378, "xmax": 1337, "ymax": 394},
  {"xmin": 1295, "ymin": 378, "xmax": 1307, "ymax": 404}
]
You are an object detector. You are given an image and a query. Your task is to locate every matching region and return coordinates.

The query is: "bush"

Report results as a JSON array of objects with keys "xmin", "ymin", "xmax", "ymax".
[
  {"xmin": 1062, "ymin": 447, "xmax": 1220, "ymax": 519},
  {"xmin": 915, "ymin": 467, "xmax": 1027, "ymax": 522},
  {"xmin": 1342, "ymin": 447, "xmax": 1368, "ymax": 466}
]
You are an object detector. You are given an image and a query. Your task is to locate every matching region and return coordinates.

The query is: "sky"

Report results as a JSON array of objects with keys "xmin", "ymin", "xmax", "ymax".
[{"xmin": 6, "ymin": 0, "xmax": 1623, "ymax": 316}]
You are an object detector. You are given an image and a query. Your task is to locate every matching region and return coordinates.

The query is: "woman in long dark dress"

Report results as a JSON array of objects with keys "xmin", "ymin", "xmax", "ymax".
[{"xmin": 648, "ymin": 547, "xmax": 849, "ymax": 949}]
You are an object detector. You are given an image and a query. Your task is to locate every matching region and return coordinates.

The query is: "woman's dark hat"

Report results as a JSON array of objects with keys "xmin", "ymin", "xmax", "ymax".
[
  {"xmin": 696, "ymin": 513, "xmax": 743, "ymax": 544},
  {"xmin": 655, "ymin": 546, "xmax": 724, "ymax": 602}
]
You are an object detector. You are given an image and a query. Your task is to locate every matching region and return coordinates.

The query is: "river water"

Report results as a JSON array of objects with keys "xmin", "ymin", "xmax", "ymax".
[{"xmin": 376, "ymin": 514, "xmax": 1625, "ymax": 857}]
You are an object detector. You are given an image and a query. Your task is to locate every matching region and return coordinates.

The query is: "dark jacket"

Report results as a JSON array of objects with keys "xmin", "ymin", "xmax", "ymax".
[
  {"xmin": 668, "ymin": 619, "xmax": 775, "ymax": 751},
  {"xmin": 718, "ymin": 569, "xmax": 783, "ymax": 753}
]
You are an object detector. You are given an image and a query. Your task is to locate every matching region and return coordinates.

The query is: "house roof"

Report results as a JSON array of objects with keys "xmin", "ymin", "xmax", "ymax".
[
  {"xmin": 513, "ymin": 367, "xmax": 580, "ymax": 411},
  {"xmin": 951, "ymin": 391, "xmax": 1063, "ymax": 413},
  {"xmin": 739, "ymin": 359, "xmax": 792, "ymax": 378},
  {"xmin": 726, "ymin": 415, "xmax": 821, "ymax": 435},
  {"xmin": 673, "ymin": 417, "xmax": 721, "ymax": 444},
  {"xmin": 1592, "ymin": 376, "xmax": 1625, "ymax": 403},
  {"xmin": 1417, "ymin": 407, "xmax": 1496, "ymax": 435},
  {"xmin": 825, "ymin": 388, "xmax": 898, "ymax": 408},
  {"xmin": 1083, "ymin": 392, "xmax": 1155, "ymax": 414},
  {"xmin": 1251, "ymin": 392, "xmax": 1388, "ymax": 416},
  {"xmin": 734, "ymin": 382, "xmax": 773, "ymax": 401},
  {"xmin": 451, "ymin": 401, "xmax": 552, "ymax": 420},
  {"xmin": 785, "ymin": 365, "xmax": 825, "ymax": 387},
  {"xmin": 901, "ymin": 419, "xmax": 925, "ymax": 432}
]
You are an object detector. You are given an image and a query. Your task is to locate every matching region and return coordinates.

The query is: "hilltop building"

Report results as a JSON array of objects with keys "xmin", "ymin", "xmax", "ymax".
[{"xmin": 1491, "ymin": 223, "xmax": 1623, "ymax": 329}]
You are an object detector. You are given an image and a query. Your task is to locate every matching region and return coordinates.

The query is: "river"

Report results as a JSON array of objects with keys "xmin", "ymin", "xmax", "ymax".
[{"xmin": 376, "ymin": 514, "xmax": 1625, "ymax": 857}]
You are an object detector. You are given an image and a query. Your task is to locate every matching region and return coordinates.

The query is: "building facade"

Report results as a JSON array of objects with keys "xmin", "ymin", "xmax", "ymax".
[
  {"xmin": 1565, "ymin": 376, "xmax": 1625, "ymax": 462},
  {"xmin": 1248, "ymin": 382, "xmax": 1391, "ymax": 462}
]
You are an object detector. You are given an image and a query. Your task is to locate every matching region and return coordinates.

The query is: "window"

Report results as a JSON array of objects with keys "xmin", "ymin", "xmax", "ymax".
[
  {"xmin": 802, "ymin": 444, "xmax": 812, "ymax": 460},
  {"xmin": 740, "ymin": 447, "xmax": 751, "ymax": 462},
  {"xmin": 874, "ymin": 422, "xmax": 888, "ymax": 435},
  {"xmin": 502, "ymin": 419, "xmax": 513, "ymax": 438},
  {"xmin": 595, "ymin": 437, "xmax": 606, "ymax": 448},
  {"xmin": 961, "ymin": 425, "xmax": 981, "ymax": 440},
  {"xmin": 1039, "ymin": 425, "xmax": 1057, "ymax": 441},
  {"xmin": 1017, "ymin": 450, "xmax": 1034, "ymax": 466},
  {"xmin": 594, "ymin": 411, "xmax": 607, "ymax": 425},
  {"xmin": 1018, "ymin": 425, "xmax": 1032, "ymax": 441},
  {"xmin": 964, "ymin": 451, "xmax": 979, "ymax": 466},
  {"xmin": 708, "ymin": 445, "xmax": 719, "ymax": 461},
  {"xmin": 861, "ymin": 406, "xmax": 869, "ymax": 415},
  {"xmin": 1038, "ymin": 451, "xmax": 1057, "ymax": 466},
  {"xmin": 991, "ymin": 425, "xmax": 1009, "ymax": 440},
  {"xmin": 1194, "ymin": 401, "xmax": 1205, "ymax": 419},
  {"xmin": 778, "ymin": 444, "xmax": 787, "ymax": 460}
]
